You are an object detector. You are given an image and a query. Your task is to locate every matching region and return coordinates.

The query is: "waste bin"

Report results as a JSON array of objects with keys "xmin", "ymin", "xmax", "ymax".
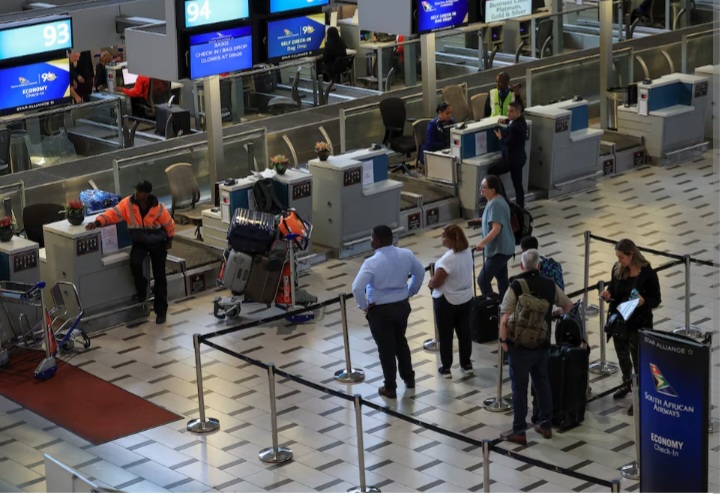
[
  {"xmin": 607, "ymin": 86, "xmax": 628, "ymax": 130},
  {"xmin": 9, "ymin": 131, "xmax": 31, "ymax": 173}
]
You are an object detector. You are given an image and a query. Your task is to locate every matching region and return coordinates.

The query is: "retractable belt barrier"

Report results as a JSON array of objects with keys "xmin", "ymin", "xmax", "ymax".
[{"xmin": 588, "ymin": 233, "xmax": 719, "ymax": 268}]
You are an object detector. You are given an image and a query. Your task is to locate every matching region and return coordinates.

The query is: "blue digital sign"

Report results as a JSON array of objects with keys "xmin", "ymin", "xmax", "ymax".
[
  {"xmin": 0, "ymin": 18, "xmax": 73, "ymax": 63},
  {"xmin": 267, "ymin": 13, "xmax": 326, "ymax": 62},
  {"xmin": 0, "ymin": 59, "xmax": 71, "ymax": 115},
  {"xmin": 189, "ymin": 27, "xmax": 252, "ymax": 79},
  {"xmin": 417, "ymin": 0, "xmax": 469, "ymax": 34},
  {"xmin": 270, "ymin": 0, "xmax": 329, "ymax": 14},
  {"xmin": 183, "ymin": 0, "xmax": 249, "ymax": 29}
]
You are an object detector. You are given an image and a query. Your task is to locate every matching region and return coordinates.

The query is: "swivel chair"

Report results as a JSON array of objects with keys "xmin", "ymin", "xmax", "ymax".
[
  {"xmin": 165, "ymin": 163, "xmax": 204, "ymax": 240},
  {"xmin": 441, "ymin": 85, "xmax": 471, "ymax": 123},
  {"xmin": 471, "ymin": 93, "xmax": 489, "ymax": 121},
  {"xmin": 22, "ymin": 203, "xmax": 65, "ymax": 248},
  {"xmin": 267, "ymin": 67, "xmax": 303, "ymax": 114},
  {"xmin": 412, "ymin": 118, "xmax": 431, "ymax": 169},
  {"xmin": 379, "ymin": 97, "xmax": 416, "ymax": 174},
  {"xmin": 135, "ymin": 79, "xmax": 172, "ymax": 120}
]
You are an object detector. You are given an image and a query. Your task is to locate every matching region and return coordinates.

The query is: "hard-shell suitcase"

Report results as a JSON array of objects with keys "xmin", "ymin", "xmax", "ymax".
[
  {"xmin": 228, "ymin": 208, "xmax": 276, "ymax": 254},
  {"xmin": 221, "ymin": 250, "xmax": 254, "ymax": 294},
  {"xmin": 470, "ymin": 248, "xmax": 500, "ymax": 343},
  {"xmin": 245, "ymin": 255, "xmax": 285, "ymax": 306},
  {"xmin": 548, "ymin": 344, "xmax": 590, "ymax": 430}
]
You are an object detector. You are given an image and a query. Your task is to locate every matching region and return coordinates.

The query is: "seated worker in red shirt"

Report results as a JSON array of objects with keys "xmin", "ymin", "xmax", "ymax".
[{"xmin": 117, "ymin": 74, "xmax": 151, "ymax": 115}]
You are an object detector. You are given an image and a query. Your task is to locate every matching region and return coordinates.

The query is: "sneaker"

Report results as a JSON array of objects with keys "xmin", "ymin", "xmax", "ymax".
[
  {"xmin": 460, "ymin": 365, "xmax": 474, "ymax": 376},
  {"xmin": 438, "ymin": 366, "xmax": 452, "ymax": 379},
  {"xmin": 613, "ymin": 385, "xmax": 630, "ymax": 399},
  {"xmin": 378, "ymin": 386, "xmax": 397, "ymax": 399},
  {"xmin": 533, "ymin": 423, "xmax": 552, "ymax": 439},
  {"xmin": 501, "ymin": 430, "xmax": 528, "ymax": 446}
]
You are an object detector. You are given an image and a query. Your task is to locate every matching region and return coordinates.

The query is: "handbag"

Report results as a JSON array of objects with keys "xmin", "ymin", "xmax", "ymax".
[{"xmin": 604, "ymin": 312, "xmax": 628, "ymax": 338}]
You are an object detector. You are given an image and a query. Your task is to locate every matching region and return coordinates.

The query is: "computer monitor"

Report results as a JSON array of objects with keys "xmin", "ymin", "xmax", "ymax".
[{"xmin": 122, "ymin": 69, "xmax": 139, "ymax": 86}]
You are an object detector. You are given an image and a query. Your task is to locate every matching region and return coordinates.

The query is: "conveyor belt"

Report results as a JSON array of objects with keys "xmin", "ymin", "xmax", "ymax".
[
  {"xmin": 165, "ymin": 240, "xmax": 222, "ymax": 276},
  {"xmin": 396, "ymin": 175, "xmax": 456, "ymax": 211},
  {"xmin": 604, "ymin": 133, "xmax": 643, "ymax": 152}
]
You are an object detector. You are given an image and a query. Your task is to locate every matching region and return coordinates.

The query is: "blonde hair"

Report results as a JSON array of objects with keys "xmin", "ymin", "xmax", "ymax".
[{"xmin": 613, "ymin": 238, "xmax": 649, "ymax": 279}]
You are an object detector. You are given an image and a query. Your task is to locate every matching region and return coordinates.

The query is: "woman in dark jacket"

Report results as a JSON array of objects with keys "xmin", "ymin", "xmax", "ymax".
[
  {"xmin": 420, "ymin": 103, "xmax": 455, "ymax": 165},
  {"xmin": 321, "ymin": 27, "xmax": 348, "ymax": 83},
  {"xmin": 601, "ymin": 238, "xmax": 661, "ymax": 416}
]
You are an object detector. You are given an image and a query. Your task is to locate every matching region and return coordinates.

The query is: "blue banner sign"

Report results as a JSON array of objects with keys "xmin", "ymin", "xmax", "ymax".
[
  {"xmin": 639, "ymin": 329, "xmax": 709, "ymax": 493},
  {"xmin": 0, "ymin": 59, "xmax": 71, "ymax": 115},
  {"xmin": 0, "ymin": 18, "xmax": 73, "ymax": 63},
  {"xmin": 270, "ymin": 0, "xmax": 329, "ymax": 14},
  {"xmin": 417, "ymin": 0, "xmax": 469, "ymax": 34},
  {"xmin": 189, "ymin": 26, "xmax": 252, "ymax": 79},
  {"xmin": 267, "ymin": 13, "xmax": 325, "ymax": 62},
  {"xmin": 183, "ymin": 0, "xmax": 249, "ymax": 29}
]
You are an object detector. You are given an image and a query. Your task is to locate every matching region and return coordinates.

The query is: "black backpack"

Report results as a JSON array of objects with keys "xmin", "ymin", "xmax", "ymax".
[
  {"xmin": 253, "ymin": 179, "xmax": 283, "ymax": 214},
  {"xmin": 555, "ymin": 300, "xmax": 585, "ymax": 347},
  {"xmin": 509, "ymin": 202, "xmax": 533, "ymax": 245}
]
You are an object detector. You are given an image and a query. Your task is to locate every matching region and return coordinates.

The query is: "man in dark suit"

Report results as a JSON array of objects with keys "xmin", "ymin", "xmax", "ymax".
[{"xmin": 489, "ymin": 101, "xmax": 528, "ymax": 207}]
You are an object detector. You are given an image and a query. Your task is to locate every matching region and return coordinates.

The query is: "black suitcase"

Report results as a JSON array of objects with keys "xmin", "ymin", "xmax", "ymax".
[
  {"xmin": 227, "ymin": 208, "xmax": 276, "ymax": 254},
  {"xmin": 469, "ymin": 248, "xmax": 500, "ymax": 343},
  {"xmin": 245, "ymin": 255, "xmax": 284, "ymax": 306},
  {"xmin": 548, "ymin": 344, "xmax": 590, "ymax": 430}
]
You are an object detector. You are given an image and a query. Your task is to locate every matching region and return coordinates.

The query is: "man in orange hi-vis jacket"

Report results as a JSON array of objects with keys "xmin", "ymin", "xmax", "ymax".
[{"xmin": 86, "ymin": 181, "xmax": 175, "ymax": 324}]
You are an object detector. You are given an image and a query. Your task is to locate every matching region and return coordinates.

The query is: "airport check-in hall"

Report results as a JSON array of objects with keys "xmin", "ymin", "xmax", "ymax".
[{"xmin": 0, "ymin": 0, "xmax": 716, "ymax": 492}]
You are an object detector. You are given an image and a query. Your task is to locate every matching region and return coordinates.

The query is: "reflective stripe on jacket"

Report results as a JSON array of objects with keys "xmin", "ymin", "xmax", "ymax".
[
  {"xmin": 489, "ymin": 88, "xmax": 515, "ymax": 117},
  {"xmin": 96, "ymin": 195, "xmax": 175, "ymax": 245}
]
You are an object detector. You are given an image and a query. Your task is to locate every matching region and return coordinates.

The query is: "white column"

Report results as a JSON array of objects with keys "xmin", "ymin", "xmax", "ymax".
[
  {"xmin": 203, "ymin": 75, "xmax": 224, "ymax": 204},
  {"xmin": 599, "ymin": 0, "xmax": 614, "ymax": 130},
  {"xmin": 421, "ymin": 33, "xmax": 437, "ymax": 116}
]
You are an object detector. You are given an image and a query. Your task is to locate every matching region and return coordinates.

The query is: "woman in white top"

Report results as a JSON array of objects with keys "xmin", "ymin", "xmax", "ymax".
[{"xmin": 428, "ymin": 224, "xmax": 475, "ymax": 378}]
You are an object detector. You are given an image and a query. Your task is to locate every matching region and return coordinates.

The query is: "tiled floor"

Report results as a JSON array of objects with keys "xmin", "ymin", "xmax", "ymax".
[{"xmin": 0, "ymin": 152, "xmax": 718, "ymax": 493}]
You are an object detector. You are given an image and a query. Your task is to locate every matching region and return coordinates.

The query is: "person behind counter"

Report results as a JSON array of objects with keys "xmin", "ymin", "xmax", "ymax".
[
  {"xmin": 320, "ymin": 27, "xmax": 348, "ymax": 83},
  {"xmin": 86, "ymin": 181, "xmax": 175, "ymax": 325},
  {"xmin": 117, "ymin": 74, "xmax": 151, "ymax": 115},
  {"xmin": 69, "ymin": 51, "xmax": 94, "ymax": 103},
  {"xmin": 484, "ymin": 72, "xmax": 524, "ymax": 118},
  {"xmin": 420, "ymin": 103, "xmax": 455, "ymax": 165},
  {"xmin": 489, "ymin": 101, "xmax": 528, "ymax": 207},
  {"xmin": 94, "ymin": 51, "xmax": 113, "ymax": 92}
]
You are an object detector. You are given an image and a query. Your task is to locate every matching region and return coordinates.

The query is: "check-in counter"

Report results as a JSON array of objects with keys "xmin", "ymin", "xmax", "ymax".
[
  {"xmin": 524, "ymin": 99, "xmax": 603, "ymax": 198},
  {"xmin": 309, "ymin": 147, "xmax": 401, "ymax": 258},
  {"xmin": 617, "ymin": 73, "xmax": 709, "ymax": 166},
  {"xmin": 694, "ymin": 65, "xmax": 718, "ymax": 142},
  {"xmin": 445, "ymin": 118, "xmax": 532, "ymax": 218}
]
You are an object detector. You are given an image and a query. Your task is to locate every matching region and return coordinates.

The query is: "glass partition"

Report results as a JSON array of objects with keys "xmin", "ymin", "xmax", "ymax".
[
  {"xmin": 685, "ymin": 29, "xmax": 719, "ymax": 72},
  {"xmin": 113, "ymin": 128, "xmax": 268, "ymax": 208},
  {"xmin": 0, "ymin": 97, "xmax": 123, "ymax": 172}
]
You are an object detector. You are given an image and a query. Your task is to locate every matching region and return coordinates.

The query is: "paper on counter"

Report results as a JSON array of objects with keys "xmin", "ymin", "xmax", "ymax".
[
  {"xmin": 475, "ymin": 131, "xmax": 488, "ymax": 155},
  {"xmin": 101, "ymin": 225, "xmax": 119, "ymax": 254},
  {"xmin": 362, "ymin": 159, "xmax": 374, "ymax": 186}
]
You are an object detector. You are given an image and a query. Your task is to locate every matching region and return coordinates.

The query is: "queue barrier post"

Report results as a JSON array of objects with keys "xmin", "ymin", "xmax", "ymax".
[
  {"xmin": 620, "ymin": 373, "xmax": 640, "ymax": 480},
  {"xmin": 423, "ymin": 263, "xmax": 440, "ymax": 352},
  {"xmin": 187, "ymin": 333, "xmax": 220, "ymax": 433},
  {"xmin": 589, "ymin": 281, "xmax": 619, "ymax": 375},
  {"xmin": 347, "ymin": 395, "xmax": 380, "ymax": 493},
  {"xmin": 610, "ymin": 479, "xmax": 621, "ymax": 492},
  {"xmin": 672, "ymin": 255, "xmax": 703, "ymax": 339},
  {"xmin": 583, "ymin": 231, "xmax": 599, "ymax": 317},
  {"xmin": 483, "ymin": 339, "xmax": 512, "ymax": 412},
  {"xmin": 334, "ymin": 295, "xmax": 366, "ymax": 384},
  {"xmin": 259, "ymin": 364, "xmax": 293, "ymax": 464},
  {"xmin": 482, "ymin": 439, "xmax": 491, "ymax": 493}
]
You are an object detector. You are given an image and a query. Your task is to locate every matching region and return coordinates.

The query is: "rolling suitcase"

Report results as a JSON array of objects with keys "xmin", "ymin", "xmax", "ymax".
[
  {"xmin": 470, "ymin": 248, "xmax": 500, "ymax": 343},
  {"xmin": 221, "ymin": 250, "xmax": 254, "ymax": 294},
  {"xmin": 548, "ymin": 344, "xmax": 590, "ymax": 430},
  {"xmin": 246, "ymin": 255, "xmax": 285, "ymax": 306},
  {"xmin": 227, "ymin": 208, "xmax": 276, "ymax": 255}
]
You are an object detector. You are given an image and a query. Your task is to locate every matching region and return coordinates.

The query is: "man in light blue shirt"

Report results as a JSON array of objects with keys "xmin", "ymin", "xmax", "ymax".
[{"xmin": 351, "ymin": 225, "xmax": 425, "ymax": 399}]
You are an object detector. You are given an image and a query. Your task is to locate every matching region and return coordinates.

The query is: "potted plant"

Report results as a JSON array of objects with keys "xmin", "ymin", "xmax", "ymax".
[
  {"xmin": 0, "ymin": 216, "xmax": 13, "ymax": 242},
  {"xmin": 64, "ymin": 200, "xmax": 87, "ymax": 226},
  {"xmin": 270, "ymin": 154, "xmax": 289, "ymax": 175},
  {"xmin": 315, "ymin": 142, "xmax": 331, "ymax": 161}
]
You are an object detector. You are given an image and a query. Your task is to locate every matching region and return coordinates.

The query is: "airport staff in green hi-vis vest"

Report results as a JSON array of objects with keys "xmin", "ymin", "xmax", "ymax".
[{"xmin": 484, "ymin": 72, "xmax": 524, "ymax": 118}]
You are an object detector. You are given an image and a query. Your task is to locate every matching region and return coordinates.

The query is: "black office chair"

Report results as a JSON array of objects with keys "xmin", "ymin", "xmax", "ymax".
[
  {"xmin": 22, "ymin": 203, "xmax": 65, "ymax": 248},
  {"xmin": 136, "ymin": 79, "xmax": 172, "ymax": 120},
  {"xmin": 267, "ymin": 67, "xmax": 303, "ymax": 114},
  {"xmin": 379, "ymin": 97, "xmax": 416, "ymax": 174}
]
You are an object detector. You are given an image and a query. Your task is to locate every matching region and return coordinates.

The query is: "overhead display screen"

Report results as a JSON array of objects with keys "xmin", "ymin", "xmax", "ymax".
[
  {"xmin": 0, "ymin": 18, "xmax": 73, "ymax": 63},
  {"xmin": 270, "ymin": 0, "xmax": 329, "ymax": 14},
  {"xmin": 484, "ymin": 0, "xmax": 532, "ymax": 22},
  {"xmin": 183, "ymin": 0, "xmax": 249, "ymax": 29},
  {"xmin": 189, "ymin": 26, "xmax": 253, "ymax": 79},
  {"xmin": 267, "ymin": 13, "xmax": 326, "ymax": 62},
  {"xmin": 0, "ymin": 58, "xmax": 71, "ymax": 115},
  {"xmin": 417, "ymin": 0, "xmax": 469, "ymax": 34}
]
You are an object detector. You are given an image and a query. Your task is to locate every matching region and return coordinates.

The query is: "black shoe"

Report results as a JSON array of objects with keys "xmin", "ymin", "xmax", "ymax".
[
  {"xmin": 438, "ymin": 366, "xmax": 452, "ymax": 379},
  {"xmin": 378, "ymin": 386, "xmax": 397, "ymax": 399},
  {"xmin": 613, "ymin": 385, "xmax": 630, "ymax": 399},
  {"xmin": 533, "ymin": 423, "xmax": 552, "ymax": 439},
  {"xmin": 405, "ymin": 380, "xmax": 415, "ymax": 389},
  {"xmin": 156, "ymin": 314, "xmax": 166, "ymax": 325}
]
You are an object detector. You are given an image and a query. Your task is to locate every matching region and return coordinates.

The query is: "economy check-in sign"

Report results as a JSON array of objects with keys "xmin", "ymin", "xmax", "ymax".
[{"xmin": 638, "ymin": 330, "xmax": 709, "ymax": 493}]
